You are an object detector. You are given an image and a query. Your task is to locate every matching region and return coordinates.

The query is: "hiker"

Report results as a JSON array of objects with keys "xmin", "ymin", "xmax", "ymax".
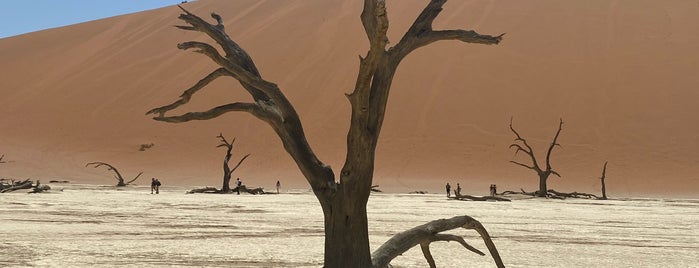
[
  {"xmin": 151, "ymin": 178, "xmax": 156, "ymax": 194},
  {"xmin": 154, "ymin": 179, "xmax": 161, "ymax": 194},
  {"xmin": 445, "ymin": 183, "xmax": 451, "ymax": 197},
  {"xmin": 491, "ymin": 184, "xmax": 497, "ymax": 196},
  {"xmin": 276, "ymin": 180, "xmax": 281, "ymax": 194},
  {"xmin": 236, "ymin": 178, "xmax": 242, "ymax": 195},
  {"xmin": 456, "ymin": 183, "xmax": 462, "ymax": 197}
]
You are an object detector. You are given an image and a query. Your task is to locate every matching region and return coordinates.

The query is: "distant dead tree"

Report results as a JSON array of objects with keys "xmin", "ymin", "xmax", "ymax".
[
  {"xmin": 86, "ymin": 162, "xmax": 142, "ymax": 187},
  {"xmin": 509, "ymin": 118, "xmax": 563, "ymax": 197},
  {"xmin": 146, "ymin": 2, "xmax": 504, "ymax": 267},
  {"xmin": 217, "ymin": 133, "xmax": 250, "ymax": 192},
  {"xmin": 599, "ymin": 161, "xmax": 608, "ymax": 200}
]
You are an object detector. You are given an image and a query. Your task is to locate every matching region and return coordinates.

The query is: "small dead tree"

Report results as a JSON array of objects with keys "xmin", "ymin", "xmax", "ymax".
[
  {"xmin": 509, "ymin": 118, "xmax": 563, "ymax": 197},
  {"xmin": 86, "ymin": 162, "xmax": 142, "ymax": 187},
  {"xmin": 599, "ymin": 161, "xmax": 608, "ymax": 200},
  {"xmin": 217, "ymin": 133, "xmax": 250, "ymax": 192},
  {"xmin": 147, "ymin": 2, "xmax": 504, "ymax": 267}
]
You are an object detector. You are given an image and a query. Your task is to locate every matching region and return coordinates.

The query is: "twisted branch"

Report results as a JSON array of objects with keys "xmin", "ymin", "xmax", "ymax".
[
  {"xmin": 86, "ymin": 162, "xmax": 141, "ymax": 186},
  {"xmin": 372, "ymin": 215, "xmax": 504, "ymax": 268}
]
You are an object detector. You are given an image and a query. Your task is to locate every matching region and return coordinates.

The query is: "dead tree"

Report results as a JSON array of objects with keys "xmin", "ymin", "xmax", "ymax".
[
  {"xmin": 86, "ymin": 162, "xmax": 142, "ymax": 187},
  {"xmin": 599, "ymin": 161, "xmax": 608, "ymax": 200},
  {"xmin": 146, "ymin": 2, "xmax": 504, "ymax": 267},
  {"xmin": 217, "ymin": 133, "xmax": 250, "ymax": 192},
  {"xmin": 509, "ymin": 118, "xmax": 563, "ymax": 197},
  {"xmin": 0, "ymin": 154, "xmax": 6, "ymax": 164}
]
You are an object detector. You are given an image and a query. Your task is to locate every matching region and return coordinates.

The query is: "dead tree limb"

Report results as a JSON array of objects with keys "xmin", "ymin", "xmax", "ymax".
[
  {"xmin": 217, "ymin": 133, "xmax": 251, "ymax": 192},
  {"xmin": 599, "ymin": 161, "xmax": 608, "ymax": 200},
  {"xmin": 147, "ymin": 2, "xmax": 503, "ymax": 267},
  {"xmin": 86, "ymin": 162, "xmax": 142, "ymax": 187},
  {"xmin": 28, "ymin": 180, "xmax": 51, "ymax": 194},
  {"xmin": 0, "ymin": 179, "xmax": 32, "ymax": 193},
  {"xmin": 509, "ymin": 118, "xmax": 563, "ymax": 197},
  {"xmin": 0, "ymin": 154, "xmax": 6, "ymax": 164},
  {"xmin": 546, "ymin": 189, "xmax": 598, "ymax": 199},
  {"xmin": 372, "ymin": 215, "xmax": 505, "ymax": 268},
  {"xmin": 451, "ymin": 194, "xmax": 511, "ymax": 202}
]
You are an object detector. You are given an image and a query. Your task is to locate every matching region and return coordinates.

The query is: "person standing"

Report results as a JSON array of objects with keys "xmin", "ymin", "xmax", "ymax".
[
  {"xmin": 151, "ymin": 178, "xmax": 156, "ymax": 194},
  {"xmin": 276, "ymin": 180, "xmax": 281, "ymax": 194},
  {"xmin": 154, "ymin": 179, "xmax": 161, "ymax": 194},
  {"xmin": 456, "ymin": 183, "xmax": 462, "ymax": 197},
  {"xmin": 445, "ymin": 183, "xmax": 451, "ymax": 197},
  {"xmin": 236, "ymin": 178, "xmax": 242, "ymax": 195}
]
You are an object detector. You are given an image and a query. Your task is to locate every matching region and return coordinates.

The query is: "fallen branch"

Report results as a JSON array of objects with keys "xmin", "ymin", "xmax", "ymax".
[
  {"xmin": 186, "ymin": 185, "xmax": 268, "ymax": 195},
  {"xmin": 0, "ymin": 179, "xmax": 33, "ymax": 193},
  {"xmin": 547, "ymin": 189, "xmax": 598, "ymax": 199},
  {"xmin": 450, "ymin": 194, "xmax": 511, "ymax": 202},
  {"xmin": 371, "ymin": 215, "xmax": 504, "ymax": 268},
  {"xmin": 28, "ymin": 181, "xmax": 50, "ymax": 194}
]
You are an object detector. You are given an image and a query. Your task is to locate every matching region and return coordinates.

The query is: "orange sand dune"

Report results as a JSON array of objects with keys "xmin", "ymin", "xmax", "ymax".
[{"xmin": 1, "ymin": 0, "xmax": 698, "ymax": 197}]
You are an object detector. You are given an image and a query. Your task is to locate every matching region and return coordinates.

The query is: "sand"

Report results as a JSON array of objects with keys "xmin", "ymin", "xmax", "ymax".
[
  {"xmin": 0, "ymin": 0, "xmax": 698, "ymax": 196},
  {"xmin": 1, "ymin": 184, "xmax": 697, "ymax": 267}
]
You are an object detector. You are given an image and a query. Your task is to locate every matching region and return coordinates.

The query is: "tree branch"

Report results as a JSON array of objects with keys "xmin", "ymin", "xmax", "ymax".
[
  {"xmin": 229, "ymin": 154, "xmax": 251, "ymax": 176},
  {"xmin": 149, "ymin": 7, "xmax": 335, "ymax": 194},
  {"xmin": 390, "ymin": 0, "xmax": 503, "ymax": 61},
  {"xmin": 86, "ymin": 162, "xmax": 125, "ymax": 182},
  {"xmin": 126, "ymin": 172, "xmax": 143, "ymax": 185},
  {"xmin": 545, "ymin": 118, "xmax": 564, "ymax": 171},
  {"xmin": 372, "ymin": 215, "xmax": 504, "ymax": 268},
  {"xmin": 509, "ymin": 160, "xmax": 535, "ymax": 171},
  {"xmin": 153, "ymin": 102, "xmax": 260, "ymax": 123},
  {"xmin": 146, "ymin": 68, "xmax": 229, "ymax": 117}
]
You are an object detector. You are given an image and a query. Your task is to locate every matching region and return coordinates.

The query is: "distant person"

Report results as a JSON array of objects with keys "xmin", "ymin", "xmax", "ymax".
[
  {"xmin": 445, "ymin": 183, "xmax": 451, "ymax": 197},
  {"xmin": 456, "ymin": 183, "xmax": 462, "ymax": 197},
  {"xmin": 236, "ymin": 178, "xmax": 242, "ymax": 195},
  {"xmin": 491, "ymin": 184, "xmax": 497, "ymax": 196},
  {"xmin": 155, "ymin": 179, "xmax": 161, "ymax": 194},
  {"xmin": 151, "ymin": 178, "xmax": 156, "ymax": 194},
  {"xmin": 276, "ymin": 180, "xmax": 281, "ymax": 194}
]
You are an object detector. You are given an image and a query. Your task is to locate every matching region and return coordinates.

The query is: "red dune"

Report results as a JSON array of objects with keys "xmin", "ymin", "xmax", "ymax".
[{"xmin": 1, "ymin": 0, "xmax": 697, "ymax": 197}]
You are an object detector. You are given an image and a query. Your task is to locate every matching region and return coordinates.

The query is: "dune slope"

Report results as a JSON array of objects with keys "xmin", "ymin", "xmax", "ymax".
[{"xmin": 1, "ymin": 0, "xmax": 697, "ymax": 196}]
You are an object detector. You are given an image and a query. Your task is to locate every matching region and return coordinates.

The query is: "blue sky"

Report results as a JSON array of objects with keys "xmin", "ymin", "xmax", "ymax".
[{"xmin": 0, "ymin": 0, "xmax": 188, "ymax": 38}]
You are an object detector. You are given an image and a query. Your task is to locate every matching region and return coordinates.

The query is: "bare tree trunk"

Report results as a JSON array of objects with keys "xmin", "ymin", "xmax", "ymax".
[
  {"xmin": 600, "ymin": 161, "xmax": 608, "ymax": 200},
  {"xmin": 322, "ymin": 192, "xmax": 372, "ymax": 267},
  {"xmin": 538, "ymin": 173, "xmax": 548, "ymax": 197}
]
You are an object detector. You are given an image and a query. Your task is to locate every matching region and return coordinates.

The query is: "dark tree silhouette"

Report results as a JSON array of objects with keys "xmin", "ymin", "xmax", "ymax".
[
  {"xmin": 0, "ymin": 154, "xmax": 6, "ymax": 164},
  {"xmin": 216, "ymin": 133, "xmax": 250, "ymax": 192},
  {"xmin": 86, "ymin": 162, "xmax": 142, "ymax": 187},
  {"xmin": 509, "ymin": 118, "xmax": 563, "ymax": 197},
  {"xmin": 599, "ymin": 161, "xmax": 608, "ymax": 200},
  {"xmin": 147, "ymin": 2, "xmax": 504, "ymax": 267}
]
